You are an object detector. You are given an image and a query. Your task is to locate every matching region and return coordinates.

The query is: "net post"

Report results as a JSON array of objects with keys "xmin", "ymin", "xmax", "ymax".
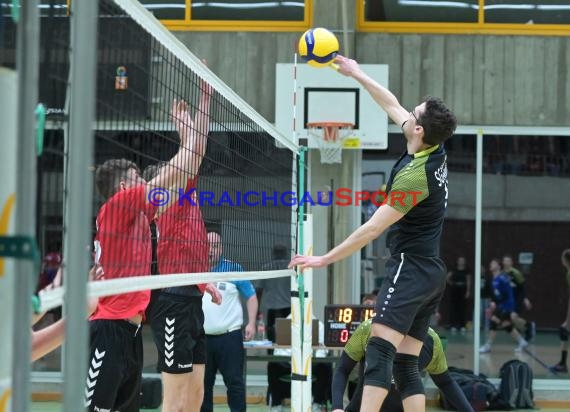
[
  {"xmin": 63, "ymin": 1, "xmax": 98, "ymax": 411},
  {"xmin": 11, "ymin": 1, "xmax": 40, "ymax": 411},
  {"xmin": 291, "ymin": 147, "xmax": 313, "ymax": 411},
  {"xmin": 0, "ymin": 68, "xmax": 18, "ymax": 412}
]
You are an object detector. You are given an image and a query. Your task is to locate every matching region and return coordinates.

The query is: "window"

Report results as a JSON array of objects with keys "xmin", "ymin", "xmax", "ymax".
[
  {"xmin": 139, "ymin": 0, "xmax": 186, "ymax": 20},
  {"xmin": 191, "ymin": 0, "xmax": 305, "ymax": 21},
  {"xmin": 140, "ymin": 0, "xmax": 311, "ymax": 31},
  {"xmin": 484, "ymin": 0, "xmax": 570, "ymax": 24},
  {"xmin": 358, "ymin": 0, "xmax": 570, "ymax": 35},
  {"xmin": 365, "ymin": 0, "xmax": 479, "ymax": 23}
]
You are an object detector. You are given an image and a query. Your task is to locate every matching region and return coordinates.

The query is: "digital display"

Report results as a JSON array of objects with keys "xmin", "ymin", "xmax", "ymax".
[{"xmin": 324, "ymin": 304, "xmax": 375, "ymax": 347}]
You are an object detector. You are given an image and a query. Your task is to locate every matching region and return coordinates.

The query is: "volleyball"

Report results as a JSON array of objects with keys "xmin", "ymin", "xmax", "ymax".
[{"xmin": 298, "ymin": 28, "xmax": 339, "ymax": 68}]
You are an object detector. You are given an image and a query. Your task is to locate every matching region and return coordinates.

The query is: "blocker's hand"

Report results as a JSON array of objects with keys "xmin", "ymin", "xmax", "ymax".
[
  {"xmin": 205, "ymin": 283, "xmax": 222, "ymax": 305},
  {"xmin": 288, "ymin": 255, "xmax": 329, "ymax": 272}
]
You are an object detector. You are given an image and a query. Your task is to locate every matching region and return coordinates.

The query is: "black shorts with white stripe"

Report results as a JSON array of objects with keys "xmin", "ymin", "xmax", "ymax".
[
  {"xmin": 149, "ymin": 292, "xmax": 206, "ymax": 374},
  {"xmin": 85, "ymin": 319, "xmax": 143, "ymax": 412},
  {"xmin": 373, "ymin": 253, "xmax": 447, "ymax": 341}
]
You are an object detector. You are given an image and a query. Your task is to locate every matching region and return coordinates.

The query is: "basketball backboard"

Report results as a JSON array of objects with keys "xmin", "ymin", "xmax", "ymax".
[{"xmin": 275, "ymin": 63, "xmax": 389, "ymax": 150}]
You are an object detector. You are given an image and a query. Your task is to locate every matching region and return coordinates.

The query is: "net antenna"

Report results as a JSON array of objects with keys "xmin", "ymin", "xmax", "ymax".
[{"xmin": 307, "ymin": 122, "xmax": 354, "ymax": 164}]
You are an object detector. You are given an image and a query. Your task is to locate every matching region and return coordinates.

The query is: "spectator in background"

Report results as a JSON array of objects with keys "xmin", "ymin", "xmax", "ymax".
[
  {"xmin": 446, "ymin": 257, "xmax": 471, "ymax": 333},
  {"xmin": 502, "ymin": 254, "xmax": 535, "ymax": 341},
  {"xmin": 480, "ymin": 258, "xmax": 528, "ymax": 353},
  {"xmin": 550, "ymin": 249, "xmax": 570, "ymax": 373},
  {"xmin": 202, "ymin": 231, "xmax": 258, "ymax": 412},
  {"xmin": 33, "ymin": 253, "xmax": 64, "ymax": 335},
  {"xmin": 480, "ymin": 264, "xmax": 493, "ymax": 334},
  {"xmin": 256, "ymin": 244, "xmax": 291, "ymax": 343},
  {"xmin": 37, "ymin": 252, "xmax": 62, "ymax": 293}
]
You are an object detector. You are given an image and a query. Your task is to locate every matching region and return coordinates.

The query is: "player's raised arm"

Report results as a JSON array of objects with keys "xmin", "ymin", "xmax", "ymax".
[
  {"xmin": 174, "ymin": 78, "xmax": 213, "ymax": 179},
  {"xmin": 289, "ymin": 204, "xmax": 404, "ymax": 271},
  {"xmin": 147, "ymin": 82, "xmax": 213, "ymax": 202},
  {"xmin": 334, "ymin": 55, "xmax": 409, "ymax": 128}
]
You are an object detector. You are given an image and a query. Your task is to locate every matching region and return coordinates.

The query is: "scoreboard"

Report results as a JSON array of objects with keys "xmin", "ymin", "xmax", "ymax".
[{"xmin": 324, "ymin": 304, "xmax": 375, "ymax": 347}]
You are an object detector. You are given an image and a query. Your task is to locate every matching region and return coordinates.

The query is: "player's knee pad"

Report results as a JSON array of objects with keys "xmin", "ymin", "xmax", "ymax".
[
  {"xmin": 560, "ymin": 326, "xmax": 569, "ymax": 342},
  {"xmin": 393, "ymin": 353, "xmax": 424, "ymax": 399},
  {"xmin": 504, "ymin": 324, "xmax": 513, "ymax": 333},
  {"xmin": 363, "ymin": 336, "xmax": 396, "ymax": 390},
  {"xmin": 490, "ymin": 319, "xmax": 499, "ymax": 331}
]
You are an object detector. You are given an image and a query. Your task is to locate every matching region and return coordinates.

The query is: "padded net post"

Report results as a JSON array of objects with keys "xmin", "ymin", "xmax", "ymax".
[{"xmin": 307, "ymin": 122, "xmax": 354, "ymax": 164}]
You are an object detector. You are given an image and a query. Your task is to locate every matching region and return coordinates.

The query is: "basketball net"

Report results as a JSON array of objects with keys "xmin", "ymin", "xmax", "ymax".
[{"xmin": 307, "ymin": 122, "xmax": 354, "ymax": 164}]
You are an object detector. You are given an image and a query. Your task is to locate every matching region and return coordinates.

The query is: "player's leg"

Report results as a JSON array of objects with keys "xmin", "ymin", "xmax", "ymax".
[
  {"xmin": 380, "ymin": 385, "xmax": 404, "ymax": 412},
  {"xmin": 201, "ymin": 335, "xmax": 219, "ymax": 412},
  {"xmin": 361, "ymin": 254, "xmax": 446, "ymax": 412},
  {"xmin": 396, "ymin": 307, "xmax": 437, "ymax": 412},
  {"xmin": 480, "ymin": 312, "xmax": 500, "ymax": 353},
  {"xmin": 504, "ymin": 313, "xmax": 528, "ymax": 352},
  {"xmin": 84, "ymin": 320, "xmax": 123, "ymax": 412},
  {"xmin": 114, "ymin": 324, "xmax": 144, "ymax": 412},
  {"xmin": 150, "ymin": 293, "xmax": 198, "ymax": 412},
  {"xmin": 217, "ymin": 330, "xmax": 247, "ymax": 412},
  {"xmin": 186, "ymin": 302, "xmax": 207, "ymax": 411},
  {"xmin": 267, "ymin": 361, "xmax": 292, "ymax": 408},
  {"xmin": 395, "ymin": 335, "xmax": 425, "ymax": 412},
  {"xmin": 550, "ymin": 299, "xmax": 570, "ymax": 372},
  {"xmin": 312, "ymin": 362, "xmax": 332, "ymax": 406}
]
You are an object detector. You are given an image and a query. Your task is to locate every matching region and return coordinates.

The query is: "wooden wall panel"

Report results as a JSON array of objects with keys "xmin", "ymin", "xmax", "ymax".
[{"xmin": 168, "ymin": 25, "xmax": 570, "ymax": 127}]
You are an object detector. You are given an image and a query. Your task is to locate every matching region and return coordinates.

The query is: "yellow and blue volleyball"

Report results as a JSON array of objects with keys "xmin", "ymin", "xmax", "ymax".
[{"xmin": 298, "ymin": 28, "xmax": 339, "ymax": 68}]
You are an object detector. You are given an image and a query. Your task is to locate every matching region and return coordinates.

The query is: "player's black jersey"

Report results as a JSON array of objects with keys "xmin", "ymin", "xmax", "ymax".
[{"xmin": 385, "ymin": 144, "xmax": 448, "ymax": 257}]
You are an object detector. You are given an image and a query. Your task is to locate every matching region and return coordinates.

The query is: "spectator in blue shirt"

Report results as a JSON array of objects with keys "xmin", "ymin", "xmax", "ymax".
[
  {"xmin": 480, "ymin": 258, "xmax": 528, "ymax": 354},
  {"xmin": 201, "ymin": 231, "xmax": 258, "ymax": 412}
]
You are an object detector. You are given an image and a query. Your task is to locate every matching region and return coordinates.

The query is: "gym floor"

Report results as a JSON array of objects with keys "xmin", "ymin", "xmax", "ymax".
[
  {"xmin": 30, "ymin": 327, "xmax": 570, "ymax": 411},
  {"xmin": 28, "ymin": 403, "xmax": 570, "ymax": 412}
]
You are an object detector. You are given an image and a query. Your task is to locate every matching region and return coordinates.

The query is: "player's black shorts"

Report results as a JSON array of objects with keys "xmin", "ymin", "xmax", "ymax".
[
  {"xmin": 490, "ymin": 308, "xmax": 513, "ymax": 330},
  {"xmin": 85, "ymin": 319, "xmax": 143, "ymax": 412},
  {"xmin": 149, "ymin": 292, "xmax": 206, "ymax": 374},
  {"xmin": 373, "ymin": 253, "xmax": 446, "ymax": 341}
]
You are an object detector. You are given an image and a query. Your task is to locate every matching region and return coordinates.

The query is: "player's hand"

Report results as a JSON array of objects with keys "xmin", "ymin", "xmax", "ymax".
[
  {"xmin": 88, "ymin": 265, "xmax": 105, "ymax": 282},
  {"xmin": 244, "ymin": 322, "xmax": 255, "ymax": 341},
  {"xmin": 171, "ymin": 99, "xmax": 194, "ymax": 144},
  {"xmin": 205, "ymin": 283, "xmax": 222, "ymax": 305},
  {"xmin": 288, "ymin": 255, "xmax": 329, "ymax": 271},
  {"xmin": 333, "ymin": 55, "xmax": 360, "ymax": 77}
]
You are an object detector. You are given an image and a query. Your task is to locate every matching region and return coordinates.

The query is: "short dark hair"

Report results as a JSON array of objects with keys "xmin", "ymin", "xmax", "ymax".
[
  {"xmin": 95, "ymin": 159, "xmax": 140, "ymax": 200},
  {"xmin": 272, "ymin": 244, "xmax": 288, "ymax": 260},
  {"xmin": 361, "ymin": 294, "xmax": 376, "ymax": 304},
  {"xmin": 142, "ymin": 161, "xmax": 168, "ymax": 182},
  {"xmin": 419, "ymin": 96, "xmax": 457, "ymax": 146}
]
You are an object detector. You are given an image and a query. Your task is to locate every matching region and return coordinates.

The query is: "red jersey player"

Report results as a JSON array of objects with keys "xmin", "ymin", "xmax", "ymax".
[{"xmin": 85, "ymin": 94, "xmax": 210, "ymax": 412}]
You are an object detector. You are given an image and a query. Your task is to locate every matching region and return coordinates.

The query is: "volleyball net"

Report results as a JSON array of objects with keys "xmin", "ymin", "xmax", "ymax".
[
  {"xmin": 37, "ymin": 0, "xmax": 301, "ymax": 312},
  {"xmin": 1, "ymin": 2, "xmax": 319, "ymax": 409}
]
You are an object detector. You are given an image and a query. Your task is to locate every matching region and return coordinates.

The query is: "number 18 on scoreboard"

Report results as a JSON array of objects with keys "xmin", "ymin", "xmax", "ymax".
[{"xmin": 324, "ymin": 304, "xmax": 375, "ymax": 347}]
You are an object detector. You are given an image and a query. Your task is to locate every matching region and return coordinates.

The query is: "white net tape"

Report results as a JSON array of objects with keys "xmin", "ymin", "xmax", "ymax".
[
  {"xmin": 39, "ymin": 269, "xmax": 294, "ymax": 313},
  {"xmin": 307, "ymin": 122, "xmax": 354, "ymax": 164}
]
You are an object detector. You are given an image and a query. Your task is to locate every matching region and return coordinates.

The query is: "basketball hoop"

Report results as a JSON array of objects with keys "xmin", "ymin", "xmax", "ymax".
[{"xmin": 307, "ymin": 122, "xmax": 354, "ymax": 164}]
